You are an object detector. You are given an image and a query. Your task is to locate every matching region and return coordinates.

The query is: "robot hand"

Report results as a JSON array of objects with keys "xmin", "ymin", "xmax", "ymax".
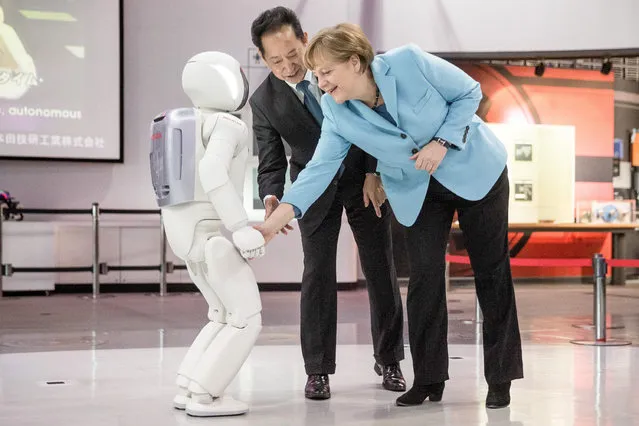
[{"xmin": 232, "ymin": 226, "xmax": 266, "ymax": 259}]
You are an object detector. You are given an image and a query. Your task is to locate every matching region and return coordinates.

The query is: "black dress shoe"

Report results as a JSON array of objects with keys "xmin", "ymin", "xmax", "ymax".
[
  {"xmin": 396, "ymin": 382, "xmax": 445, "ymax": 406},
  {"xmin": 374, "ymin": 363, "xmax": 406, "ymax": 392},
  {"xmin": 486, "ymin": 382, "xmax": 511, "ymax": 409},
  {"xmin": 305, "ymin": 374, "xmax": 330, "ymax": 400}
]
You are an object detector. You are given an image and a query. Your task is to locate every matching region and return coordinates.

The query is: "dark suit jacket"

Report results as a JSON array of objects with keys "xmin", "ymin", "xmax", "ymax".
[{"xmin": 249, "ymin": 73, "xmax": 375, "ymax": 232}]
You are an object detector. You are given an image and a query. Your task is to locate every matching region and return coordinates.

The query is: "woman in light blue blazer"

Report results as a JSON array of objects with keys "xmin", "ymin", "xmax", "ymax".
[{"xmin": 256, "ymin": 23, "xmax": 523, "ymax": 409}]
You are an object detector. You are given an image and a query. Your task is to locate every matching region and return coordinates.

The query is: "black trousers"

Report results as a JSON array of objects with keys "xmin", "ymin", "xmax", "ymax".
[
  {"xmin": 404, "ymin": 167, "xmax": 523, "ymax": 386},
  {"xmin": 298, "ymin": 183, "xmax": 404, "ymax": 375}
]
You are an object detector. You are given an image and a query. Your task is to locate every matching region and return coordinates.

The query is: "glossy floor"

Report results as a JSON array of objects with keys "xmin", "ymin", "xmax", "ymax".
[{"xmin": 1, "ymin": 284, "xmax": 638, "ymax": 425}]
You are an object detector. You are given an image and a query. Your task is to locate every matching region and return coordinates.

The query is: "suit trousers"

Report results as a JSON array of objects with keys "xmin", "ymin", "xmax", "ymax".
[
  {"xmin": 297, "ymin": 181, "xmax": 404, "ymax": 375},
  {"xmin": 404, "ymin": 167, "xmax": 523, "ymax": 386}
]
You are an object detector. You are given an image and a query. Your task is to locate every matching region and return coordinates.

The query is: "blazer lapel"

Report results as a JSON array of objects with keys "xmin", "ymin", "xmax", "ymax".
[
  {"xmin": 270, "ymin": 74, "xmax": 319, "ymax": 129},
  {"xmin": 373, "ymin": 58, "xmax": 399, "ymax": 125},
  {"xmin": 348, "ymin": 58, "xmax": 400, "ymax": 134}
]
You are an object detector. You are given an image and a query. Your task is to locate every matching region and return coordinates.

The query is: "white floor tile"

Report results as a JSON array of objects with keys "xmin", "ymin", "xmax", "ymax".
[{"xmin": 1, "ymin": 343, "xmax": 638, "ymax": 425}]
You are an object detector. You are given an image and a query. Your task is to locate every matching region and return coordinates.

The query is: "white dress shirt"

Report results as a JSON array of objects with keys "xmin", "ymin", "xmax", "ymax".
[{"xmin": 285, "ymin": 69, "xmax": 322, "ymax": 105}]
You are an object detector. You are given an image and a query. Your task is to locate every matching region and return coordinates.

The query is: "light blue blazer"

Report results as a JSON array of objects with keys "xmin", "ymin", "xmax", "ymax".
[{"xmin": 281, "ymin": 44, "xmax": 507, "ymax": 227}]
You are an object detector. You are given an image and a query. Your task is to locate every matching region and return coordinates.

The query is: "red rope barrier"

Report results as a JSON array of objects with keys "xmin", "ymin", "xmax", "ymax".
[
  {"xmin": 446, "ymin": 255, "xmax": 639, "ymax": 268},
  {"xmin": 446, "ymin": 255, "xmax": 591, "ymax": 267},
  {"xmin": 445, "ymin": 255, "xmax": 472, "ymax": 265},
  {"xmin": 607, "ymin": 259, "xmax": 639, "ymax": 268},
  {"xmin": 509, "ymin": 258, "xmax": 593, "ymax": 267}
]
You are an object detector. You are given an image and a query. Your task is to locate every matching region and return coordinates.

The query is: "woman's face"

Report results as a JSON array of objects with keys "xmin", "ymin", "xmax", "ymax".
[{"xmin": 314, "ymin": 55, "xmax": 363, "ymax": 104}]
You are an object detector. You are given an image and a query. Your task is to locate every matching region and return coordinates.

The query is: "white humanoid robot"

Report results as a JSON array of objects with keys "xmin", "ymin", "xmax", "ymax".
[{"xmin": 149, "ymin": 51, "xmax": 265, "ymax": 417}]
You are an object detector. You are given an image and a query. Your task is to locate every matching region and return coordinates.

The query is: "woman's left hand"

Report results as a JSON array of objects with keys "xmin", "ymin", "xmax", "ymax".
[{"xmin": 409, "ymin": 141, "xmax": 447, "ymax": 174}]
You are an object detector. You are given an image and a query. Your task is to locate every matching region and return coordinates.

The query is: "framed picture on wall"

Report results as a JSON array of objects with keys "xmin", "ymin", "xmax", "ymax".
[
  {"xmin": 514, "ymin": 143, "xmax": 533, "ymax": 162},
  {"xmin": 514, "ymin": 182, "xmax": 533, "ymax": 202}
]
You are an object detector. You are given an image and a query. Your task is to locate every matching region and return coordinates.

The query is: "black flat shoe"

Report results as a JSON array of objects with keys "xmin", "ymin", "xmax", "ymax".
[
  {"xmin": 305, "ymin": 374, "xmax": 330, "ymax": 400},
  {"xmin": 396, "ymin": 382, "xmax": 445, "ymax": 406},
  {"xmin": 486, "ymin": 382, "xmax": 511, "ymax": 409},
  {"xmin": 374, "ymin": 362, "xmax": 407, "ymax": 392}
]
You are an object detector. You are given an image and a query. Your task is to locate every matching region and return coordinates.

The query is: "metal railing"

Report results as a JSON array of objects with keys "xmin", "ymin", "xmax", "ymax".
[
  {"xmin": 445, "ymin": 251, "xmax": 632, "ymax": 346},
  {"xmin": 0, "ymin": 203, "xmax": 635, "ymax": 345},
  {"xmin": 0, "ymin": 202, "xmax": 186, "ymax": 298}
]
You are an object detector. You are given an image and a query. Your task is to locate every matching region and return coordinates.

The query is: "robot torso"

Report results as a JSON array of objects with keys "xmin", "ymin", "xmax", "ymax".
[{"xmin": 150, "ymin": 108, "xmax": 248, "ymax": 211}]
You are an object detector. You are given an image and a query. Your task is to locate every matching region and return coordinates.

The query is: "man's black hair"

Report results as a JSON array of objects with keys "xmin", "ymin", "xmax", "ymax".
[{"xmin": 250, "ymin": 6, "xmax": 305, "ymax": 55}]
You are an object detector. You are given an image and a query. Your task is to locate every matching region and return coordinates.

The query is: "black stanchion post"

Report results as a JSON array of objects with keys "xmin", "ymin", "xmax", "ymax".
[
  {"xmin": 572, "ymin": 252, "xmax": 624, "ymax": 331},
  {"xmin": 593, "ymin": 254, "xmax": 607, "ymax": 342},
  {"xmin": 92, "ymin": 202, "xmax": 100, "ymax": 299},
  {"xmin": 571, "ymin": 254, "xmax": 631, "ymax": 347}
]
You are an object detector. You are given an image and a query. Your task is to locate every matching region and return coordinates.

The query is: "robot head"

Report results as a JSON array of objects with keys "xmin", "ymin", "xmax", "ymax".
[{"xmin": 182, "ymin": 51, "xmax": 249, "ymax": 112}]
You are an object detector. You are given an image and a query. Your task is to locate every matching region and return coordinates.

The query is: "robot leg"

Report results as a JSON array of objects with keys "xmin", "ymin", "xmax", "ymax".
[
  {"xmin": 173, "ymin": 262, "xmax": 227, "ymax": 410},
  {"xmin": 185, "ymin": 236, "xmax": 263, "ymax": 417}
]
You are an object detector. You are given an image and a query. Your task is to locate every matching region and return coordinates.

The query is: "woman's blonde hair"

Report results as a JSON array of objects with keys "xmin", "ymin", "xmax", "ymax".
[{"xmin": 304, "ymin": 23, "xmax": 374, "ymax": 72}]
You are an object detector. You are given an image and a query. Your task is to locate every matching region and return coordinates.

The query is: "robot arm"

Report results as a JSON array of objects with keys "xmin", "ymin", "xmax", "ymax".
[
  {"xmin": 199, "ymin": 114, "xmax": 265, "ymax": 259},
  {"xmin": 199, "ymin": 114, "xmax": 247, "ymax": 232}
]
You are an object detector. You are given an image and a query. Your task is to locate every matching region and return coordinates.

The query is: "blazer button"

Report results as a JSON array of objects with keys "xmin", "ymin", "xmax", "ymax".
[
  {"xmin": 411, "ymin": 148, "xmax": 419, "ymax": 154},
  {"xmin": 400, "ymin": 133, "xmax": 407, "ymax": 139}
]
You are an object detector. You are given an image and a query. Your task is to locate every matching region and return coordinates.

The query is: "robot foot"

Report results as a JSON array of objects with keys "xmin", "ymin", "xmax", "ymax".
[
  {"xmin": 185, "ymin": 393, "xmax": 248, "ymax": 417},
  {"xmin": 173, "ymin": 386, "xmax": 191, "ymax": 410}
]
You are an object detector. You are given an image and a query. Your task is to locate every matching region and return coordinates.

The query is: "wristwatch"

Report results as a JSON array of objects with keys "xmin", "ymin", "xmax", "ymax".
[{"xmin": 432, "ymin": 137, "xmax": 452, "ymax": 149}]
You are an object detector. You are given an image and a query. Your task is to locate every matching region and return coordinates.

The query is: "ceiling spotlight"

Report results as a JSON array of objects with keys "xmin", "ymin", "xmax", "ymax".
[
  {"xmin": 601, "ymin": 60, "xmax": 612, "ymax": 75},
  {"xmin": 534, "ymin": 62, "xmax": 545, "ymax": 77}
]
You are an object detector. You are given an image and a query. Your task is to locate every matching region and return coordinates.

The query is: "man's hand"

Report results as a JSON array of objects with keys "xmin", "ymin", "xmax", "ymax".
[
  {"xmin": 254, "ymin": 202, "xmax": 296, "ymax": 245},
  {"xmin": 363, "ymin": 173, "xmax": 386, "ymax": 218},
  {"xmin": 264, "ymin": 196, "xmax": 293, "ymax": 235},
  {"xmin": 232, "ymin": 227, "xmax": 266, "ymax": 259},
  {"xmin": 410, "ymin": 141, "xmax": 447, "ymax": 174}
]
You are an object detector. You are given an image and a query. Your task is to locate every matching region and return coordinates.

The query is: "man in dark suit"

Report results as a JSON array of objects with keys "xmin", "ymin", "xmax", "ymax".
[{"xmin": 249, "ymin": 7, "xmax": 405, "ymax": 400}]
